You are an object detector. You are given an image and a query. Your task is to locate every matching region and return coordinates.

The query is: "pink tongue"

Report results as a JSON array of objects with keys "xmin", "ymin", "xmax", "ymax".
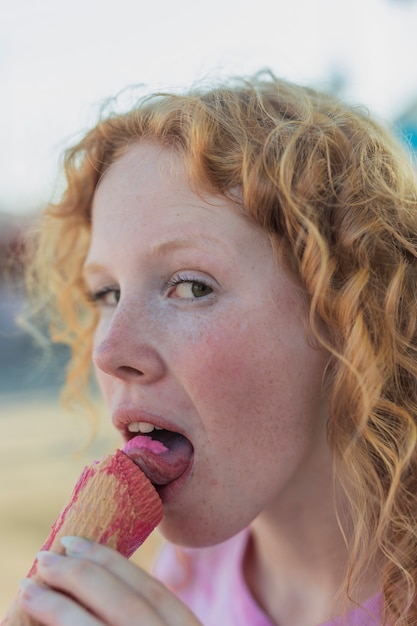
[{"xmin": 123, "ymin": 433, "xmax": 193, "ymax": 486}]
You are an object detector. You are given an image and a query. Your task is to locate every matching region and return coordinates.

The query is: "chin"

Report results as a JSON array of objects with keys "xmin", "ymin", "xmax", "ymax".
[{"xmin": 157, "ymin": 513, "xmax": 245, "ymax": 549}]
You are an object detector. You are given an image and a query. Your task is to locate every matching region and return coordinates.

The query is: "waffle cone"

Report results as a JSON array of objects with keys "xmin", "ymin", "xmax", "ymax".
[{"xmin": 2, "ymin": 449, "xmax": 163, "ymax": 625}]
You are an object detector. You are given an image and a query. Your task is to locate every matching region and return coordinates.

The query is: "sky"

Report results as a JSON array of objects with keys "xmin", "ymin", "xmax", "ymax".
[{"xmin": 2, "ymin": 0, "xmax": 417, "ymax": 215}]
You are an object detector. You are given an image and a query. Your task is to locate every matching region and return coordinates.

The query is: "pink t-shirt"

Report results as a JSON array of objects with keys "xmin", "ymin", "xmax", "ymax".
[{"xmin": 153, "ymin": 529, "xmax": 382, "ymax": 625}]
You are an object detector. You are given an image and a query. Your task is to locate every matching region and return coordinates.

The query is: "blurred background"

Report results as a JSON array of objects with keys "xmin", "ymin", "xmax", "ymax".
[{"xmin": 1, "ymin": 0, "xmax": 417, "ymax": 612}]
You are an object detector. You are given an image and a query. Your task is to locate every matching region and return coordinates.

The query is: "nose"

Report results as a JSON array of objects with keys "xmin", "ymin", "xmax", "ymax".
[{"xmin": 92, "ymin": 302, "xmax": 166, "ymax": 384}]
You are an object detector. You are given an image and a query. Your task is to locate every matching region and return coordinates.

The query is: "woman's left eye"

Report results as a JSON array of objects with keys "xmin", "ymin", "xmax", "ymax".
[
  {"xmin": 168, "ymin": 276, "xmax": 214, "ymax": 300},
  {"xmin": 87, "ymin": 287, "xmax": 120, "ymax": 306}
]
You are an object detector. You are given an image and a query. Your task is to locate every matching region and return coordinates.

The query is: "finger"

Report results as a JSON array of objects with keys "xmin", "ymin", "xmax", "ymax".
[
  {"xmin": 36, "ymin": 550, "xmax": 165, "ymax": 626},
  {"xmin": 19, "ymin": 578, "xmax": 104, "ymax": 626},
  {"xmin": 59, "ymin": 537, "xmax": 202, "ymax": 626}
]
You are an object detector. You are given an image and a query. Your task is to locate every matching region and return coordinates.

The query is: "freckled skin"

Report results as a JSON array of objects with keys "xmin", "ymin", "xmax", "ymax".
[{"xmin": 86, "ymin": 142, "xmax": 331, "ymax": 548}]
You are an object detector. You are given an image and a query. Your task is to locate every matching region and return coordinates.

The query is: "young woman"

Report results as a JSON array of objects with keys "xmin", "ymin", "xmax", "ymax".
[{"xmin": 16, "ymin": 71, "xmax": 417, "ymax": 625}]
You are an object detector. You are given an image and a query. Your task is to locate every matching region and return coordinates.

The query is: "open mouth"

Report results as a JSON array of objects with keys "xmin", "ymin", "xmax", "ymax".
[{"xmin": 122, "ymin": 423, "xmax": 194, "ymax": 490}]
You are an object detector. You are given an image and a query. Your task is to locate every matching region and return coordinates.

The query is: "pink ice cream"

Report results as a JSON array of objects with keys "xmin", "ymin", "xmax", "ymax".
[{"xmin": 123, "ymin": 431, "xmax": 193, "ymax": 486}]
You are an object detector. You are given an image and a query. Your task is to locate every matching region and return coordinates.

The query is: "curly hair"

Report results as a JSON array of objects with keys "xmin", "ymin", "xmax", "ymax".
[{"xmin": 27, "ymin": 70, "xmax": 417, "ymax": 624}]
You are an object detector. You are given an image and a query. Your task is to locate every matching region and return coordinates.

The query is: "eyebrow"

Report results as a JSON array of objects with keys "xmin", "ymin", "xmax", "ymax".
[
  {"xmin": 145, "ymin": 234, "xmax": 223, "ymax": 257},
  {"xmin": 83, "ymin": 233, "xmax": 224, "ymax": 277}
]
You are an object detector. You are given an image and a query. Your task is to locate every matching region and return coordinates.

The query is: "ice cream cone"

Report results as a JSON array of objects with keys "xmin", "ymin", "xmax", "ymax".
[{"xmin": 2, "ymin": 449, "xmax": 163, "ymax": 625}]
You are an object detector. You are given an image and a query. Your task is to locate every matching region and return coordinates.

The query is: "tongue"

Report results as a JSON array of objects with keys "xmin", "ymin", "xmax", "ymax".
[{"xmin": 122, "ymin": 432, "xmax": 193, "ymax": 486}]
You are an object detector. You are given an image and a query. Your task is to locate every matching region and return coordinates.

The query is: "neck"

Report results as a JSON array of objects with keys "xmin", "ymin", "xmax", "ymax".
[{"xmin": 244, "ymin": 479, "xmax": 379, "ymax": 626}]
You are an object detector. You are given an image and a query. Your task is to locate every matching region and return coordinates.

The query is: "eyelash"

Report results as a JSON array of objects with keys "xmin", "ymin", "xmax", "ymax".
[
  {"xmin": 87, "ymin": 286, "xmax": 120, "ymax": 306},
  {"xmin": 166, "ymin": 274, "xmax": 214, "ymax": 299},
  {"xmin": 86, "ymin": 274, "xmax": 214, "ymax": 306}
]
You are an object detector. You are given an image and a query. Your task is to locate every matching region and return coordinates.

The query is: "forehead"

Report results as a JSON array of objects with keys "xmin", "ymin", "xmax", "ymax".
[
  {"xmin": 94, "ymin": 142, "xmax": 209, "ymax": 216},
  {"xmin": 86, "ymin": 142, "xmax": 284, "ymax": 285},
  {"xmin": 95, "ymin": 139, "xmax": 246, "ymax": 220},
  {"xmin": 96, "ymin": 142, "xmax": 177, "ymax": 194},
  {"xmin": 91, "ymin": 142, "xmax": 255, "ymax": 242}
]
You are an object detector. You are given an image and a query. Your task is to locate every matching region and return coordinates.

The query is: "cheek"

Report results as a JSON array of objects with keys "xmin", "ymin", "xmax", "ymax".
[
  {"xmin": 91, "ymin": 320, "xmax": 121, "ymax": 404},
  {"xmin": 174, "ymin": 310, "xmax": 328, "ymax": 450},
  {"xmin": 172, "ymin": 315, "xmax": 289, "ymax": 431},
  {"xmin": 175, "ymin": 318, "xmax": 253, "ymax": 396},
  {"xmin": 94, "ymin": 368, "xmax": 114, "ymax": 408}
]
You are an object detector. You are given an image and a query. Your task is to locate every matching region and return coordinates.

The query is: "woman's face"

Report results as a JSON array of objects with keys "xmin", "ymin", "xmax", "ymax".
[{"xmin": 85, "ymin": 142, "xmax": 331, "ymax": 547}]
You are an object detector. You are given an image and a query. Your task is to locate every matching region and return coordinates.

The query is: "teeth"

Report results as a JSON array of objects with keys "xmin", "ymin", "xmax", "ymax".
[{"xmin": 127, "ymin": 421, "xmax": 163, "ymax": 434}]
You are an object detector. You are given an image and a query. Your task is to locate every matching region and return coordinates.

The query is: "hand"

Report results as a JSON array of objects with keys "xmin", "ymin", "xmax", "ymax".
[{"xmin": 19, "ymin": 537, "xmax": 203, "ymax": 626}]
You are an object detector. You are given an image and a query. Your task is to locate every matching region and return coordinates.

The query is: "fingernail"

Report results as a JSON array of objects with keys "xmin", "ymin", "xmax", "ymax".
[
  {"xmin": 36, "ymin": 550, "xmax": 61, "ymax": 566},
  {"xmin": 19, "ymin": 578, "xmax": 46, "ymax": 602},
  {"xmin": 60, "ymin": 535, "xmax": 91, "ymax": 555}
]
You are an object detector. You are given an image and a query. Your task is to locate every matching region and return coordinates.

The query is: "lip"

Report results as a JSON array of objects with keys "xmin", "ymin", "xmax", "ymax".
[{"xmin": 112, "ymin": 406, "xmax": 190, "ymax": 442}]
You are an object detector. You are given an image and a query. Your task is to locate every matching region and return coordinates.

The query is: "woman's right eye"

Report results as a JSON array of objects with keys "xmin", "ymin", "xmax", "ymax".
[{"xmin": 88, "ymin": 287, "xmax": 120, "ymax": 306}]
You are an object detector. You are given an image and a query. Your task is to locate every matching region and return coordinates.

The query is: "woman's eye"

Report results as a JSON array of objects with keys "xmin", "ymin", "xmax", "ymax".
[
  {"xmin": 169, "ymin": 277, "xmax": 213, "ymax": 300},
  {"xmin": 88, "ymin": 287, "xmax": 120, "ymax": 306}
]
